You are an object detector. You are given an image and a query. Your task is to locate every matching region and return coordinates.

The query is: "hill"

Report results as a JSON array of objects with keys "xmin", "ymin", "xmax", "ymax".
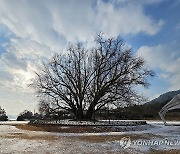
[
  {"xmin": 145, "ymin": 89, "xmax": 180, "ymax": 107},
  {"xmin": 112, "ymin": 89, "xmax": 180, "ymax": 120},
  {"xmin": 142, "ymin": 89, "xmax": 180, "ymax": 119}
]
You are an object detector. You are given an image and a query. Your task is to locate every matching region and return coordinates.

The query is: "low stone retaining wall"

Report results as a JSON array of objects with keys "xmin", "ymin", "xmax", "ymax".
[{"xmin": 29, "ymin": 119, "xmax": 147, "ymax": 126}]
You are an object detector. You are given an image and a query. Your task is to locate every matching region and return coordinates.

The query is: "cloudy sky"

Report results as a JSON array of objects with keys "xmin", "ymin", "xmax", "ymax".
[{"xmin": 0, "ymin": 0, "xmax": 179, "ymax": 118}]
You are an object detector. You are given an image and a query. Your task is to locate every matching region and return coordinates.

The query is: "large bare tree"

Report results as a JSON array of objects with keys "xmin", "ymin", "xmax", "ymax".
[{"xmin": 31, "ymin": 35, "xmax": 154, "ymax": 120}]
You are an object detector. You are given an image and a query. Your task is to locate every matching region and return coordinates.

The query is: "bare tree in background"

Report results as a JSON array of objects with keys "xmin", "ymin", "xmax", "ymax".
[{"xmin": 31, "ymin": 34, "xmax": 154, "ymax": 120}]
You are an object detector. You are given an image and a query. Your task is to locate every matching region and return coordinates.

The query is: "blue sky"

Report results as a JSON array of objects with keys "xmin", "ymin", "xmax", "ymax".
[{"xmin": 0, "ymin": 0, "xmax": 179, "ymax": 117}]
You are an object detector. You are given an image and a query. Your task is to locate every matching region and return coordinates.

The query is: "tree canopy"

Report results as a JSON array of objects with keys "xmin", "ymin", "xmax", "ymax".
[
  {"xmin": 31, "ymin": 34, "xmax": 154, "ymax": 120},
  {"xmin": 17, "ymin": 110, "xmax": 33, "ymax": 121},
  {"xmin": 0, "ymin": 106, "xmax": 8, "ymax": 121}
]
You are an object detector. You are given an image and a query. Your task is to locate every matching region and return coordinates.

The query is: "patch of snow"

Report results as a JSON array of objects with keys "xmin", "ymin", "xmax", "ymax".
[
  {"xmin": 0, "ymin": 120, "xmax": 179, "ymax": 153},
  {"xmin": 0, "ymin": 121, "xmax": 29, "ymax": 125}
]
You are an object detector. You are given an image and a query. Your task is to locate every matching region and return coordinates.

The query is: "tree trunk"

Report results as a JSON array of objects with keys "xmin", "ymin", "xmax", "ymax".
[
  {"xmin": 85, "ymin": 105, "xmax": 94, "ymax": 120},
  {"xmin": 76, "ymin": 108, "xmax": 84, "ymax": 120}
]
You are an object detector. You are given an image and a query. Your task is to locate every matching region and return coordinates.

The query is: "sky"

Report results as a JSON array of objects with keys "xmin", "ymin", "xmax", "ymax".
[{"xmin": 0, "ymin": 0, "xmax": 179, "ymax": 118}]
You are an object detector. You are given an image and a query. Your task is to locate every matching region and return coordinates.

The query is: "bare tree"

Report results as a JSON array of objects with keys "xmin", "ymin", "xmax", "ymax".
[{"xmin": 31, "ymin": 34, "xmax": 154, "ymax": 120}]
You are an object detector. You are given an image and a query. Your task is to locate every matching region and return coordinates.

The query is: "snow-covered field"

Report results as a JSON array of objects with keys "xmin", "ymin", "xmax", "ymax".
[{"xmin": 0, "ymin": 120, "xmax": 180, "ymax": 153}]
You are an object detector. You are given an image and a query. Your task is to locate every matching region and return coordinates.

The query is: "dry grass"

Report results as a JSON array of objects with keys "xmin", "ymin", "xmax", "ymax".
[
  {"xmin": 15, "ymin": 124, "xmax": 134, "ymax": 133},
  {"xmin": 0, "ymin": 133, "xmax": 60, "ymax": 141},
  {"xmin": 15, "ymin": 124, "xmax": 163, "ymax": 143},
  {"xmin": 149, "ymin": 149, "xmax": 180, "ymax": 154},
  {"xmin": 0, "ymin": 132, "xmax": 156, "ymax": 143}
]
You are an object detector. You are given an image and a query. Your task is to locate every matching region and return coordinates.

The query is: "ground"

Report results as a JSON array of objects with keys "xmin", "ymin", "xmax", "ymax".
[{"xmin": 0, "ymin": 121, "xmax": 180, "ymax": 154}]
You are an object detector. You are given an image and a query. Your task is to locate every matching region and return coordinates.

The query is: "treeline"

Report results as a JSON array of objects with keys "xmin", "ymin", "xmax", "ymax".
[
  {"xmin": 16, "ymin": 96, "xmax": 180, "ymax": 121},
  {"xmin": 17, "ymin": 110, "xmax": 41, "ymax": 121},
  {"xmin": 17, "ymin": 106, "xmax": 180, "ymax": 121},
  {"xmin": 16, "ymin": 110, "xmax": 70, "ymax": 121}
]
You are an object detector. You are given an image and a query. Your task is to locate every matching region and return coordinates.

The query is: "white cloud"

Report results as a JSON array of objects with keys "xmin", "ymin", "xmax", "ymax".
[
  {"xmin": 0, "ymin": 70, "xmax": 14, "ymax": 81},
  {"xmin": 0, "ymin": 0, "xmax": 164, "ymax": 87},
  {"xmin": 0, "ymin": 0, "xmax": 163, "ymax": 45},
  {"xmin": 0, "ymin": 0, "xmax": 164, "ymax": 116},
  {"xmin": 96, "ymin": 0, "xmax": 164, "ymax": 36},
  {"xmin": 1, "ymin": 52, "xmax": 27, "ymax": 71},
  {"xmin": 4, "ymin": 38, "xmax": 53, "ymax": 60},
  {"xmin": 137, "ymin": 43, "xmax": 180, "ymax": 91},
  {"xmin": 0, "ymin": 85, "xmax": 37, "ymax": 117}
]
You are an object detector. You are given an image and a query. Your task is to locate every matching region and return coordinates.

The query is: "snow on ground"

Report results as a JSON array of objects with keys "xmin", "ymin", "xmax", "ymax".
[
  {"xmin": 0, "ymin": 120, "xmax": 180, "ymax": 153},
  {"xmin": 0, "ymin": 124, "xmax": 124, "ymax": 154},
  {"xmin": 0, "ymin": 121, "xmax": 29, "ymax": 125},
  {"xmin": 127, "ymin": 121, "xmax": 180, "ymax": 152}
]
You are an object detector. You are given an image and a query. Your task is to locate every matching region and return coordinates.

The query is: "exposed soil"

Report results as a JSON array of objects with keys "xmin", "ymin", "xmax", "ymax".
[
  {"xmin": 14, "ymin": 124, "xmax": 163, "ymax": 143},
  {"xmin": 15, "ymin": 123, "xmax": 149, "ymax": 133},
  {"xmin": 0, "ymin": 133, "xmax": 60, "ymax": 141}
]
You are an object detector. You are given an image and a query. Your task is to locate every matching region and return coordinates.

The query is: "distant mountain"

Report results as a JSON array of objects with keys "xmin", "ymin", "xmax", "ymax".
[
  {"xmin": 113, "ymin": 89, "xmax": 180, "ymax": 120},
  {"xmin": 145, "ymin": 89, "xmax": 180, "ymax": 107}
]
